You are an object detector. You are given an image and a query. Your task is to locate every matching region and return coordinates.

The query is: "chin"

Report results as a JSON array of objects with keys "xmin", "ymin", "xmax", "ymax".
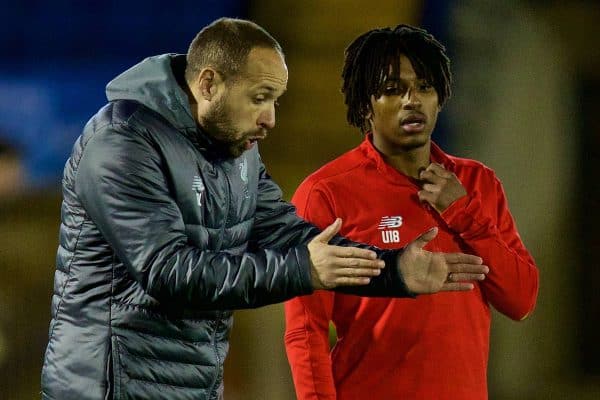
[
  {"xmin": 228, "ymin": 145, "xmax": 248, "ymax": 159},
  {"xmin": 398, "ymin": 136, "xmax": 430, "ymax": 151}
]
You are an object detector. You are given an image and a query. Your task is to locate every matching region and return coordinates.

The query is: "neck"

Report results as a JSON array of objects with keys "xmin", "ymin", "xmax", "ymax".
[
  {"xmin": 372, "ymin": 139, "xmax": 431, "ymax": 179},
  {"xmin": 181, "ymin": 79, "xmax": 201, "ymax": 125}
]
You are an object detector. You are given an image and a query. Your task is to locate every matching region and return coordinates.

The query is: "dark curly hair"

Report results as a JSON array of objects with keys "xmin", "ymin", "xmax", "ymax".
[{"xmin": 341, "ymin": 24, "xmax": 452, "ymax": 132}]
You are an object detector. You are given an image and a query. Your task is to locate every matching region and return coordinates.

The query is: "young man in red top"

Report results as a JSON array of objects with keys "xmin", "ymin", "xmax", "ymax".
[{"xmin": 284, "ymin": 25, "xmax": 539, "ymax": 400}]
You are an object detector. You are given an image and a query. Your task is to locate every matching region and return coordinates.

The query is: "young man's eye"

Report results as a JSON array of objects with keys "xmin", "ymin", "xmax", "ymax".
[
  {"xmin": 418, "ymin": 82, "xmax": 433, "ymax": 91},
  {"xmin": 253, "ymin": 97, "xmax": 266, "ymax": 104}
]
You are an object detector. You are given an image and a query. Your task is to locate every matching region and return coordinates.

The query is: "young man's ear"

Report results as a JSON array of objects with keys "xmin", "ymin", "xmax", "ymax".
[
  {"xmin": 197, "ymin": 68, "xmax": 221, "ymax": 100},
  {"xmin": 365, "ymin": 114, "xmax": 372, "ymax": 130},
  {"xmin": 365, "ymin": 103, "xmax": 373, "ymax": 127}
]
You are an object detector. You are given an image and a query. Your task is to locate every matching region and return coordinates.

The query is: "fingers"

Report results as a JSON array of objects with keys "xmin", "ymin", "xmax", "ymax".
[
  {"xmin": 419, "ymin": 169, "xmax": 445, "ymax": 184},
  {"xmin": 417, "ymin": 189, "xmax": 435, "ymax": 204},
  {"xmin": 333, "ymin": 277, "xmax": 372, "ymax": 286},
  {"xmin": 336, "ymin": 256, "xmax": 384, "ymax": 269},
  {"xmin": 420, "ymin": 184, "xmax": 440, "ymax": 194},
  {"xmin": 447, "ymin": 262, "xmax": 489, "ymax": 275},
  {"xmin": 336, "ymin": 267, "xmax": 382, "ymax": 277},
  {"xmin": 408, "ymin": 227, "xmax": 438, "ymax": 249},
  {"xmin": 440, "ymin": 282, "xmax": 475, "ymax": 291},
  {"xmin": 313, "ymin": 218, "xmax": 342, "ymax": 244},
  {"xmin": 320, "ymin": 261, "xmax": 383, "ymax": 288},
  {"xmin": 317, "ymin": 260, "xmax": 384, "ymax": 289},
  {"xmin": 425, "ymin": 163, "xmax": 453, "ymax": 179},
  {"xmin": 327, "ymin": 246, "xmax": 385, "ymax": 269},
  {"xmin": 328, "ymin": 245, "xmax": 379, "ymax": 261},
  {"xmin": 309, "ymin": 221, "xmax": 387, "ymax": 289},
  {"xmin": 443, "ymin": 252, "xmax": 484, "ymax": 266},
  {"xmin": 446, "ymin": 272, "xmax": 486, "ymax": 282}
]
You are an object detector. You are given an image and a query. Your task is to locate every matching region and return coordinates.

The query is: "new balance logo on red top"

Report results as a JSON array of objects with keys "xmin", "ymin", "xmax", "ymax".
[
  {"xmin": 378, "ymin": 216, "xmax": 403, "ymax": 243},
  {"xmin": 378, "ymin": 216, "xmax": 403, "ymax": 230}
]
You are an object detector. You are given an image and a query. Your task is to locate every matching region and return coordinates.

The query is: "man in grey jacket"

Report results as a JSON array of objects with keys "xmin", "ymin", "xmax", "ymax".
[{"xmin": 41, "ymin": 18, "xmax": 487, "ymax": 400}]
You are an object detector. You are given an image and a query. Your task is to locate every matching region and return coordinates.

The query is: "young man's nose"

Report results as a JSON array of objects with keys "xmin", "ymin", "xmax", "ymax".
[{"xmin": 402, "ymin": 88, "xmax": 421, "ymax": 109}]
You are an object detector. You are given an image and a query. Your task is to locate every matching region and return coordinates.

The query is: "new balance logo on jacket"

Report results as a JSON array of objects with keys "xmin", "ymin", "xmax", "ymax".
[{"xmin": 378, "ymin": 215, "xmax": 402, "ymax": 243}]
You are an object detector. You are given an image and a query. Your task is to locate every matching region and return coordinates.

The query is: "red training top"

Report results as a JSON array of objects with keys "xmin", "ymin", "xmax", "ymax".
[{"xmin": 284, "ymin": 135, "xmax": 539, "ymax": 400}]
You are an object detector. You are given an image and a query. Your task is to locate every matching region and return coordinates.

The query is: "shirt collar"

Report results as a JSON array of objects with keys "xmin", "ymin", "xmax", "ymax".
[{"xmin": 359, "ymin": 132, "xmax": 456, "ymax": 179}]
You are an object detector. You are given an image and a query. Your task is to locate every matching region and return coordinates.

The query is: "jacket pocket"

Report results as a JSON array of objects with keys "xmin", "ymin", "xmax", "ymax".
[{"xmin": 110, "ymin": 328, "xmax": 217, "ymax": 399}]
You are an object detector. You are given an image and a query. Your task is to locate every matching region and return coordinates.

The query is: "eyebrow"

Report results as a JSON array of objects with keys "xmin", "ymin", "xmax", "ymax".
[
  {"xmin": 255, "ymin": 85, "xmax": 278, "ymax": 92},
  {"xmin": 384, "ymin": 77, "xmax": 427, "ymax": 84},
  {"xmin": 254, "ymin": 85, "xmax": 287, "ymax": 96}
]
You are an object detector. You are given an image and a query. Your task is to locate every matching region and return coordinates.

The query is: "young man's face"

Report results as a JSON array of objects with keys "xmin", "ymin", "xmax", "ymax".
[
  {"xmin": 201, "ymin": 47, "xmax": 288, "ymax": 158},
  {"xmin": 368, "ymin": 54, "xmax": 440, "ymax": 154}
]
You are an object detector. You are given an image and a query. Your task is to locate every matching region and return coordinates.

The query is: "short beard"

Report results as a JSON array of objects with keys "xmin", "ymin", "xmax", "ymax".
[
  {"xmin": 201, "ymin": 97, "xmax": 247, "ymax": 158},
  {"xmin": 399, "ymin": 138, "xmax": 429, "ymax": 151}
]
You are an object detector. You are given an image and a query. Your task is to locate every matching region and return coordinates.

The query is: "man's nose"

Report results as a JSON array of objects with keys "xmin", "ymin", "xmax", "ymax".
[
  {"xmin": 258, "ymin": 104, "xmax": 276, "ymax": 129},
  {"xmin": 402, "ymin": 88, "xmax": 421, "ymax": 109}
]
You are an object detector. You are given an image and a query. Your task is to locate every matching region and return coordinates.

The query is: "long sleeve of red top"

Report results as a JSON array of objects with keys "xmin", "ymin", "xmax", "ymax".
[
  {"xmin": 440, "ymin": 173, "xmax": 539, "ymax": 320},
  {"xmin": 285, "ymin": 185, "xmax": 339, "ymax": 400}
]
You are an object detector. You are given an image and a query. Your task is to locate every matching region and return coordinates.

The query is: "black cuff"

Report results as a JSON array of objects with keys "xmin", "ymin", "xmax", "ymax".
[{"xmin": 381, "ymin": 249, "xmax": 418, "ymax": 298}]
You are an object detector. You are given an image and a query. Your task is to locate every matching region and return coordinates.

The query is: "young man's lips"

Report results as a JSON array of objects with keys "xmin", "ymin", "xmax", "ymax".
[
  {"xmin": 401, "ymin": 114, "xmax": 427, "ymax": 133},
  {"xmin": 401, "ymin": 122, "xmax": 426, "ymax": 133},
  {"xmin": 401, "ymin": 113, "xmax": 426, "ymax": 125}
]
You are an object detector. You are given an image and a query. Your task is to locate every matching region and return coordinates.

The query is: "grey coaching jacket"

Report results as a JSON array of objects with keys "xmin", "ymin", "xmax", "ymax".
[{"xmin": 41, "ymin": 54, "xmax": 411, "ymax": 400}]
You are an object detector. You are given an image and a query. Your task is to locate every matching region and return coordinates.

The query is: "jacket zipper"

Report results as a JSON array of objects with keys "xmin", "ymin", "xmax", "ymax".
[
  {"xmin": 208, "ymin": 164, "xmax": 230, "ymax": 397},
  {"xmin": 208, "ymin": 317, "xmax": 223, "ymax": 400},
  {"xmin": 214, "ymin": 164, "xmax": 231, "ymax": 251}
]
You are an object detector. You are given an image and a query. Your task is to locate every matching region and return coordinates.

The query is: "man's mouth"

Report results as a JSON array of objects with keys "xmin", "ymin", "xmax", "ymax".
[
  {"xmin": 401, "ymin": 113, "xmax": 427, "ymax": 133},
  {"xmin": 401, "ymin": 113, "xmax": 426, "ymax": 125},
  {"xmin": 247, "ymin": 129, "xmax": 268, "ymax": 141},
  {"xmin": 242, "ymin": 132, "xmax": 268, "ymax": 150},
  {"xmin": 248, "ymin": 133, "xmax": 267, "ymax": 142}
]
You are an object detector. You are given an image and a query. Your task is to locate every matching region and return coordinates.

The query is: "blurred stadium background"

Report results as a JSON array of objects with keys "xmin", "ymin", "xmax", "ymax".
[{"xmin": 1, "ymin": 0, "xmax": 598, "ymax": 398}]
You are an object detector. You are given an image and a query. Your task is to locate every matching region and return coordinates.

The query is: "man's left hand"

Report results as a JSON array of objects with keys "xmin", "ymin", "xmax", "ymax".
[{"xmin": 418, "ymin": 163, "xmax": 467, "ymax": 213}]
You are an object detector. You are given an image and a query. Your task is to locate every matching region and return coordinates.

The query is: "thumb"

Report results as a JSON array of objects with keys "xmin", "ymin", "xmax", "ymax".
[
  {"xmin": 409, "ymin": 227, "xmax": 438, "ymax": 249},
  {"xmin": 314, "ymin": 218, "xmax": 342, "ymax": 244}
]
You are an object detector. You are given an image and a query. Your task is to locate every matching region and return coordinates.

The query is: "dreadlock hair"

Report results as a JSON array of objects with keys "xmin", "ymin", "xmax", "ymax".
[
  {"xmin": 341, "ymin": 24, "xmax": 452, "ymax": 133},
  {"xmin": 185, "ymin": 18, "xmax": 283, "ymax": 85}
]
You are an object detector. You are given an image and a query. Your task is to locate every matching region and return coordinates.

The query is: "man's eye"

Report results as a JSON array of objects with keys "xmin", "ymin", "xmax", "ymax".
[
  {"xmin": 384, "ymin": 86, "xmax": 398, "ymax": 94},
  {"xmin": 419, "ymin": 83, "xmax": 433, "ymax": 91},
  {"xmin": 253, "ymin": 96, "xmax": 266, "ymax": 104}
]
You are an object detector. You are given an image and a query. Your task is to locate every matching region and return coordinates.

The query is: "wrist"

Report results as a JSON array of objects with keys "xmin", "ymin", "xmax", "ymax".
[{"xmin": 388, "ymin": 250, "xmax": 418, "ymax": 298}]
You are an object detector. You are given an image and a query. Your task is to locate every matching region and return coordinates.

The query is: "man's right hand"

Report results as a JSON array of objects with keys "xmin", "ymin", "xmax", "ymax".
[
  {"xmin": 398, "ymin": 227, "xmax": 488, "ymax": 294},
  {"xmin": 308, "ymin": 218, "xmax": 385, "ymax": 289}
]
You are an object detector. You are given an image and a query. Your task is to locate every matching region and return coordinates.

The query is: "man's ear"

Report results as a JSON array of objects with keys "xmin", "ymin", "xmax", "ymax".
[
  {"xmin": 197, "ymin": 68, "xmax": 221, "ymax": 100},
  {"xmin": 365, "ymin": 102, "xmax": 373, "ymax": 126},
  {"xmin": 364, "ymin": 110, "xmax": 375, "ymax": 132},
  {"xmin": 366, "ymin": 96, "xmax": 376, "ymax": 122}
]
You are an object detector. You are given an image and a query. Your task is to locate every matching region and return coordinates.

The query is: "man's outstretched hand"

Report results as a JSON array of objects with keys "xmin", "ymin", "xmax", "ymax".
[
  {"xmin": 398, "ymin": 227, "xmax": 488, "ymax": 294},
  {"xmin": 308, "ymin": 219, "xmax": 487, "ymax": 294},
  {"xmin": 308, "ymin": 218, "xmax": 385, "ymax": 289}
]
